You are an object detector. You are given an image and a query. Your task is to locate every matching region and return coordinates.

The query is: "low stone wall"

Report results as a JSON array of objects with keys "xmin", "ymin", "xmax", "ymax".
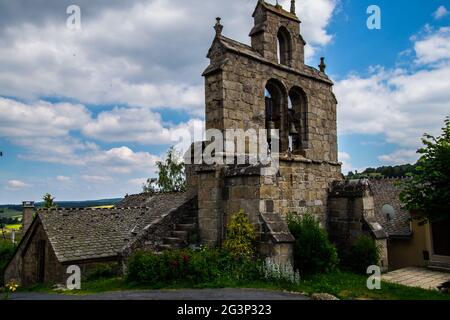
[{"xmin": 328, "ymin": 179, "xmax": 389, "ymax": 271}]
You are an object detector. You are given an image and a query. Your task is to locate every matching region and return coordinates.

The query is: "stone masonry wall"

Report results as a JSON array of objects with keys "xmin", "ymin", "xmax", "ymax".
[
  {"xmin": 204, "ymin": 49, "xmax": 338, "ymax": 162},
  {"xmin": 5, "ymin": 220, "xmax": 120, "ymax": 286},
  {"xmin": 193, "ymin": 2, "xmax": 342, "ymax": 263},
  {"xmin": 329, "ymin": 181, "xmax": 389, "ymax": 271},
  {"xmin": 250, "ymin": 2, "xmax": 305, "ymax": 69}
]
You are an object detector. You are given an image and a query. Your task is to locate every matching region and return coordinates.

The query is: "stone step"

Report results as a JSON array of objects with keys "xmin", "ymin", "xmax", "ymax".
[
  {"xmin": 176, "ymin": 223, "xmax": 196, "ymax": 232},
  {"xmin": 428, "ymin": 264, "xmax": 450, "ymax": 273},
  {"xmin": 172, "ymin": 230, "xmax": 189, "ymax": 240}
]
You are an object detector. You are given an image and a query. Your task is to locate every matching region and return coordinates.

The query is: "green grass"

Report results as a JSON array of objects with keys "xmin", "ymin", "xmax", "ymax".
[{"xmin": 24, "ymin": 271, "xmax": 450, "ymax": 300}]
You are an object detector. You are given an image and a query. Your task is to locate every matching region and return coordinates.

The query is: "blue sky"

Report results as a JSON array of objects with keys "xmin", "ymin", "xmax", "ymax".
[{"xmin": 1, "ymin": 0, "xmax": 449, "ymax": 203}]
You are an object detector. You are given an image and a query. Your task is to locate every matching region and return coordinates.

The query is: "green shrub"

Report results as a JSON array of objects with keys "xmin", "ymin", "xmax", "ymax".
[
  {"xmin": 86, "ymin": 263, "xmax": 117, "ymax": 281},
  {"xmin": 126, "ymin": 247, "xmax": 259, "ymax": 285},
  {"xmin": 223, "ymin": 210, "xmax": 256, "ymax": 259},
  {"xmin": 0, "ymin": 240, "xmax": 15, "ymax": 286},
  {"xmin": 126, "ymin": 250, "xmax": 185, "ymax": 283},
  {"xmin": 287, "ymin": 214, "xmax": 338, "ymax": 275},
  {"xmin": 342, "ymin": 236, "xmax": 381, "ymax": 274}
]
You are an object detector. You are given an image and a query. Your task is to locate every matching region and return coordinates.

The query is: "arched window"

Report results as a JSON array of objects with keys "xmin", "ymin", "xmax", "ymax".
[
  {"xmin": 288, "ymin": 87, "xmax": 308, "ymax": 153},
  {"xmin": 277, "ymin": 27, "xmax": 291, "ymax": 66},
  {"xmin": 265, "ymin": 79, "xmax": 287, "ymax": 152}
]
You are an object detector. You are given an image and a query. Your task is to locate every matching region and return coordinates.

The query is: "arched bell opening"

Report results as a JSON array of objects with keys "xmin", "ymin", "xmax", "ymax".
[
  {"xmin": 265, "ymin": 79, "xmax": 287, "ymax": 152},
  {"xmin": 288, "ymin": 87, "xmax": 308, "ymax": 153}
]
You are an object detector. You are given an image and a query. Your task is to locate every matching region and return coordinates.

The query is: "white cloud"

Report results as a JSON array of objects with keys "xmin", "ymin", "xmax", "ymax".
[
  {"xmin": 0, "ymin": 0, "xmax": 336, "ymax": 109},
  {"xmin": 433, "ymin": 6, "xmax": 449, "ymax": 20},
  {"xmin": 0, "ymin": 98, "xmax": 90, "ymax": 139},
  {"xmin": 336, "ymin": 27, "xmax": 450, "ymax": 166},
  {"xmin": 0, "ymin": 0, "xmax": 337, "ymax": 201},
  {"xmin": 82, "ymin": 107, "xmax": 205, "ymax": 147},
  {"xmin": 280, "ymin": 0, "xmax": 336, "ymax": 59},
  {"xmin": 378, "ymin": 149, "xmax": 419, "ymax": 165},
  {"xmin": 88, "ymin": 147, "xmax": 160, "ymax": 174},
  {"xmin": 81, "ymin": 175, "xmax": 114, "ymax": 183},
  {"xmin": 338, "ymin": 151, "xmax": 353, "ymax": 174},
  {"xmin": 414, "ymin": 27, "xmax": 450, "ymax": 64},
  {"xmin": 6, "ymin": 180, "xmax": 31, "ymax": 190},
  {"xmin": 128, "ymin": 178, "xmax": 148, "ymax": 187},
  {"xmin": 56, "ymin": 176, "xmax": 71, "ymax": 182}
]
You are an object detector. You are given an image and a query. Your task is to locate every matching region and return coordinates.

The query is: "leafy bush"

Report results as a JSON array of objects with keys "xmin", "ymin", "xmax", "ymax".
[
  {"xmin": 85, "ymin": 263, "xmax": 117, "ymax": 281},
  {"xmin": 126, "ymin": 250, "xmax": 184, "ymax": 284},
  {"xmin": 223, "ymin": 210, "xmax": 256, "ymax": 259},
  {"xmin": 260, "ymin": 257, "xmax": 301, "ymax": 285},
  {"xmin": 342, "ymin": 236, "xmax": 381, "ymax": 274},
  {"xmin": 287, "ymin": 214, "xmax": 338, "ymax": 275},
  {"xmin": 126, "ymin": 247, "xmax": 259, "ymax": 285},
  {"xmin": 0, "ymin": 241, "xmax": 15, "ymax": 286}
]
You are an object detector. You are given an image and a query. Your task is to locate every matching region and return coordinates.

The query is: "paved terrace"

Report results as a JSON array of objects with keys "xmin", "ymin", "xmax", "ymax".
[{"xmin": 382, "ymin": 267, "xmax": 450, "ymax": 290}]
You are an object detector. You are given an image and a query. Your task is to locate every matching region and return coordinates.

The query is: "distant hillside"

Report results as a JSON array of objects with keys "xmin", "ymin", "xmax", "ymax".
[
  {"xmin": 0, "ymin": 198, "xmax": 123, "ymax": 213},
  {"xmin": 0, "ymin": 207, "xmax": 22, "ymax": 219},
  {"xmin": 347, "ymin": 163, "xmax": 418, "ymax": 179}
]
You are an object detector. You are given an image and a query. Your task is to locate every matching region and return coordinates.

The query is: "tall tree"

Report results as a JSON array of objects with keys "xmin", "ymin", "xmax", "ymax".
[
  {"xmin": 400, "ymin": 117, "xmax": 450, "ymax": 223},
  {"xmin": 143, "ymin": 147, "xmax": 186, "ymax": 193},
  {"xmin": 42, "ymin": 193, "xmax": 56, "ymax": 209}
]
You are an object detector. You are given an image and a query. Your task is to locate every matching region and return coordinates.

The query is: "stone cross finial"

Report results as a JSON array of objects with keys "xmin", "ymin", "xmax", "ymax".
[
  {"xmin": 290, "ymin": 0, "xmax": 296, "ymax": 14},
  {"xmin": 214, "ymin": 17, "xmax": 223, "ymax": 36},
  {"xmin": 319, "ymin": 57, "xmax": 327, "ymax": 73}
]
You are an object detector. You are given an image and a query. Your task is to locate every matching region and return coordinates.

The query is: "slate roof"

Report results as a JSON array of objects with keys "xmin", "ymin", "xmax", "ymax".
[
  {"xmin": 370, "ymin": 179, "xmax": 412, "ymax": 238},
  {"xmin": 38, "ymin": 192, "xmax": 192, "ymax": 263}
]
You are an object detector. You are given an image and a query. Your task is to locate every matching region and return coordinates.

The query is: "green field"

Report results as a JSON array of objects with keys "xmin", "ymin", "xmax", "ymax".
[
  {"xmin": 5, "ymin": 224, "xmax": 21, "ymax": 231},
  {"xmin": 0, "ymin": 208, "xmax": 22, "ymax": 220}
]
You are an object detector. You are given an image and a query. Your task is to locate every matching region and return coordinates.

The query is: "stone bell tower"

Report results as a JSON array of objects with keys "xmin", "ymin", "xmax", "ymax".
[
  {"xmin": 250, "ymin": 0, "xmax": 306, "ymax": 69},
  {"xmin": 188, "ymin": 0, "xmax": 342, "ymax": 264}
]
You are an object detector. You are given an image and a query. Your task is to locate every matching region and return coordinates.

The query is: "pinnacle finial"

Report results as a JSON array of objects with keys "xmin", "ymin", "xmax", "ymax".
[
  {"xmin": 290, "ymin": 0, "xmax": 296, "ymax": 14},
  {"xmin": 214, "ymin": 17, "xmax": 223, "ymax": 36},
  {"xmin": 318, "ymin": 57, "xmax": 327, "ymax": 73}
]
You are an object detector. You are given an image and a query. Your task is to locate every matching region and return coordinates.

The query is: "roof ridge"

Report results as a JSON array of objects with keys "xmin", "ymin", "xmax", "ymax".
[
  {"xmin": 367, "ymin": 176, "xmax": 411, "ymax": 181},
  {"xmin": 124, "ymin": 190, "xmax": 186, "ymax": 198},
  {"xmin": 37, "ymin": 206, "xmax": 157, "ymax": 212}
]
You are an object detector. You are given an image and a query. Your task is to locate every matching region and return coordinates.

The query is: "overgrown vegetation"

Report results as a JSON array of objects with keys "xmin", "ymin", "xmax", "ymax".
[
  {"xmin": 127, "ymin": 210, "xmax": 259, "ymax": 285},
  {"xmin": 287, "ymin": 214, "xmax": 338, "ymax": 276},
  {"xmin": 85, "ymin": 264, "xmax": 118, "ymax": 281},
  {"xmin": 223, "ymin": 210, "xmax": 256, "ymax": 259},
  {"xmin": 42, "ymin": 193, "xmax": 57, "ymax": 209},
  {"xmin": 127, "ymin": 247, "xmax": 260, "ymax": 285},
  {"xmin": 143, "ymin": 147, "xmax": 186, "ymax": 194},
  {"xmin": 400, "ymin": 117, "xmax": 450, "ymax": 223},
  {"xmin": 0, "ymin": 240, "xmax": 15, "ymax": 286},
  {"xmin": 340, "ymin": 236, "xmax": 381, "ymax": 274}
]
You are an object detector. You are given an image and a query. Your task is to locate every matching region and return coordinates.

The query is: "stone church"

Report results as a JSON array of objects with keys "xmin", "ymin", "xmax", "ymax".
[
  {"xmin": 185, "ymin": 0, "xmax": 342, "ymax": 264},
  {"xmin": 8, "ymin": 0, "xmax": 448, "ymax": 287}
]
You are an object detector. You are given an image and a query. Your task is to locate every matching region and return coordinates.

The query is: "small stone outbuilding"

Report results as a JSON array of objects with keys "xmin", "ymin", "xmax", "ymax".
[{"xmin": 4, "ymin": 192, "xmax": 197, "ymax": 286}]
